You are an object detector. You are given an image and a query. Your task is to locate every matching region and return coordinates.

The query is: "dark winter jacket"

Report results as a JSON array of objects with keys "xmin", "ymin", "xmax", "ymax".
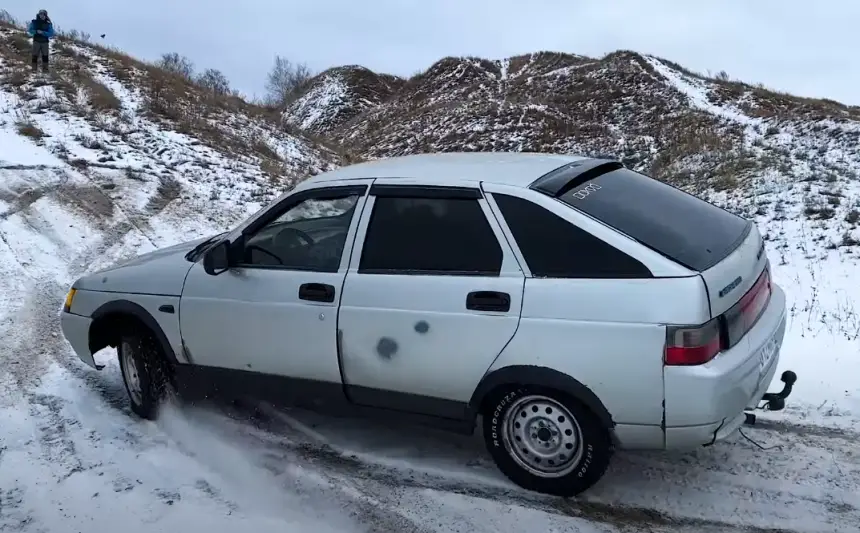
[{"xmin": 27, "ymin": 18, "xmax": 55, "ymax": 43}]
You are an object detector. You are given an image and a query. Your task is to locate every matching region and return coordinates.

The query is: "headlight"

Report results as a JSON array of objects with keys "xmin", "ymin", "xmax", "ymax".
[{"xmin": 63, "ymin": 288, "xmax": 76, "ymax": 313}]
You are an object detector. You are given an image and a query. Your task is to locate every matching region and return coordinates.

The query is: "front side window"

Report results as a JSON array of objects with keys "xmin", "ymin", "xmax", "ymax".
[
  {"xmin": 493, "ymin": 193, "xmax": 652, "ymax": 278},
  {"xmin": 239, "ymin": 194, "xmax": 360, "ymax": 272},
  {"xmin": 359, "ymin": 196, "xmax": 503, "ymax": 275}
]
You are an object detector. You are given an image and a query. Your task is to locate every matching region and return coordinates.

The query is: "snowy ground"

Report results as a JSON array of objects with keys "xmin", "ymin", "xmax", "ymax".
[{"xmin": 1, "ymin": 55, "xmax": 860, "ymax": 533}]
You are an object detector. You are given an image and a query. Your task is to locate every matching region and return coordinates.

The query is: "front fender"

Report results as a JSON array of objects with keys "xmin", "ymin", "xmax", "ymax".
[{"xmin": 90, "ymin": 299, "xmax": 179, "ymax": 365}]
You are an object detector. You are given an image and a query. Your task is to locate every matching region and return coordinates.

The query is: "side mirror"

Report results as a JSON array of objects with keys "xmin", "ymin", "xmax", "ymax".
[{"xmin": 203, "ymin": 240, "xmax": 231, "ymax": 275}]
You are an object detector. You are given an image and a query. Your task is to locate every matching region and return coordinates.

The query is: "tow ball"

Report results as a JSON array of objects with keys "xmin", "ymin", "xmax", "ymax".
[{"xmin": 743, "ymin": 370, "xmax": 797, "ymax": 426}]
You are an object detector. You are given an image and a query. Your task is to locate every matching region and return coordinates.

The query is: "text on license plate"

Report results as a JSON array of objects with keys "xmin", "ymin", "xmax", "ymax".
[{"xmin": 758, "ymin": 336, "xmax": 777, "ymax": 373}]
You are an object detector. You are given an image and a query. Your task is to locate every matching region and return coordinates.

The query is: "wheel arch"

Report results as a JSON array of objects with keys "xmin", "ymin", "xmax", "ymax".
[
  {"xmin": 89, "ymin": 299, "xmax": 178, "ymax": 365},
  {"xmin": 468, "ymin": 365, "xmax": 615, "ymax": 430}
]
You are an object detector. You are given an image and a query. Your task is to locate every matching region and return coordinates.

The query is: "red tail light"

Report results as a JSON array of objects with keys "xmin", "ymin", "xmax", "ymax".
[
  {"xmin": 666, "ymin": 265, "xmax": 773, "ymax": 366},
  {"xmin": 739, "ymin": 268, "xmax": 771, "ymax": 331},
  {"xmin": 724, "ymin": 266, "xmax": 772, "ymax": 348},
  {"xmin": 665, "ymin": 318, "xmax": 722, "ymax": 366}
]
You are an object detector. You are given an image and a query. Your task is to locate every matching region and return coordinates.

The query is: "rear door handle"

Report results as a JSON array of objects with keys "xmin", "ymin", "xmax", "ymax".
[
  {"xmin": 466, "ymin": 291, "xmax": 511, "ymax": 312},
  {"xmin": 298, "ymin": 283, "xmax": 335, "ymax": 303}
]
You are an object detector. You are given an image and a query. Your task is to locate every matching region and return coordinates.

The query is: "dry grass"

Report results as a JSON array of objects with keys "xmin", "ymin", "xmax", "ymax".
[
  {"xmin": 317, "ymin": 47, "xmax": 860, "ymax": 193},
  {"xmin": 803, "ymin": 197, "xmax": 836, "ymax": 220},
  {"xmin": 2, "ymin": 67, "xmax": 29, "ymax": 88},
  {"xmin": 16, "ymin": 119, "xmax": 45, "ymax": 139},
  {"xmin": 145, "ymin": 175, "xmax": 182, "ymax": 212},
  {"xmin": 6, "ymin": 33, "xmax": 32, "ymax": 63},
  {"xmin": 259, "ymin": 158, "xmax": 286, "ymax": 180},
  {"xmin": 338, "ymin": 50, "xmax": 759, "ymax": 181},
  {"xmin": 81, "ymin": 76, "xmax": 121, "ymax": 111},
  {"xmin": 50, "ymin": 61, "xmax": 122, "ymax": 112}
]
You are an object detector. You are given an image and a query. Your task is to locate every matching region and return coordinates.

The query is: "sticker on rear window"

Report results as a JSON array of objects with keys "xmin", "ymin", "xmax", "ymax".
[{"xmin": 568, "ymin": 182, "xmax": 602, "ymax": 200}]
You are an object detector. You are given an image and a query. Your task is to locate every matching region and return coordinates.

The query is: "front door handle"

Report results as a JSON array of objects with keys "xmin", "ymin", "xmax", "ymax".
[
  {"xmin": 298, "ymin": 283, "xmax": 335, "ymax": 303},
  {"xmin": 466, "ymin": 291, "xmax": 511, "ymax": 312}
]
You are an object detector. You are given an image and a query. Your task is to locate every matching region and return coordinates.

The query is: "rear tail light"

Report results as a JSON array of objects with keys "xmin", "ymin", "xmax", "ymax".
[
  {"xmin": 665, "ymin": 318, "xmax": 722, "ymax": 366},
  {"xmin": 725, "ymin": 265, "xmax": 772, "ymax": 348},
  {"xmin": 739, "ymin": 267, "xmax": 771, "ymax": 331},
  {"xmin": 665, "ymin": 265, "xmax": 773, "ymax": 366}
]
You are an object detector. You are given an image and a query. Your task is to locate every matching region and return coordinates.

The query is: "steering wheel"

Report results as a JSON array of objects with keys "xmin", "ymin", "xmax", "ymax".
[
  {"xmin": 273, "ymin": 227, "xmax": 314, "ymax": 249},
  {"xmin": 245, "ymin": 244, "xmax": 283, "ymax": 265}
]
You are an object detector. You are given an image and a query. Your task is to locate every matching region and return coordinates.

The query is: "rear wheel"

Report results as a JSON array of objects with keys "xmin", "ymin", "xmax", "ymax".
[
  {"xmin": 482, "ymin": 386, "xmax": 613, "ymax": 497},
  {"xmin": 117, "ymin": 330, "xmax": 172, "ymax": 419}
]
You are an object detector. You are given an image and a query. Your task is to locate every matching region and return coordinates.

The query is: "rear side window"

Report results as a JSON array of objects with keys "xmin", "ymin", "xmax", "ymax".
[
  {"xmin": 557, "ymin": 169, "xmax": 750, "ymax": 271},
  {"xmin": 359, "ymin": 197, "xmax": 503, "ymax": 275},
  {"xmin": 492, "ymin": 193, "xmax": 652, "ymax": 279}
]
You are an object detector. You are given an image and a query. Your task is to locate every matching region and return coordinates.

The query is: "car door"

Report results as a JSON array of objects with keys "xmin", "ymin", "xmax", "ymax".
[
  {"xmin": 480, "ymin": 182, "xmax": 667, "ymax": 428},
  {"xmin": 179, "ymin": 181, "xmax": 371, "ymax": 386},
  {"xmin": 337, "ymin": 180, "xmax": 526, "ymax": 419}
]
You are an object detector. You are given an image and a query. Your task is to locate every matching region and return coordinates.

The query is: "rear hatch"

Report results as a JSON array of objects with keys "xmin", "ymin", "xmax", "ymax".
[
  {"xmin": 699, "ymin": 225, "xmax": 768, "ymax": 317},
  {"xmin": 547, "ymin": 163, "xmax": 771, "ymax": 364}
]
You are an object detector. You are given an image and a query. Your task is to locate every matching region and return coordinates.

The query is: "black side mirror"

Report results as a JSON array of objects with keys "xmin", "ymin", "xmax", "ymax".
[{"xmin": 203, "ymin": 240, "xmax": 231, "ymax": 275}]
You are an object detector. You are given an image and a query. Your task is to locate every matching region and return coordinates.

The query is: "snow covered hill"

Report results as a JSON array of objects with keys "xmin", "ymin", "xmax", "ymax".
[
  {"xmin": 286, "ymin": 65, "xmax": 403, "ymax": 134},
  {"xmin": 0, "ymin": 17, "xmax": 859, "ymax": 533}
]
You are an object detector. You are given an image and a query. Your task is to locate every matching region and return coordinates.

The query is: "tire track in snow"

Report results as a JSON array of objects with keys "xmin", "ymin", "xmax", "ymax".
[{"xmin": 237, "ymin": 403, "xmax": 860, "ymax": 533}]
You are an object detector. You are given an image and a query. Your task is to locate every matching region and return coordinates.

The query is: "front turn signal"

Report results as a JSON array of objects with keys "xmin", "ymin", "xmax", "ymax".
[{"xmin": 63, "ymin": 288, "xmax": 76, "ymax": 313}]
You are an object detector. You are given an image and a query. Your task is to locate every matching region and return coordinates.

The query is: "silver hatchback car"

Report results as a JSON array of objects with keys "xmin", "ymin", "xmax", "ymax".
[{"xmin": 60, "ymin": 152, "xmax": 797, "ymax": 496}]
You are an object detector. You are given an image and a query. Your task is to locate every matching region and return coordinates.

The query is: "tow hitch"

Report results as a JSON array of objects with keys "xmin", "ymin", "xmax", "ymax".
[{"xmin": 744, "ymin": 370, "xmax": 797, "ymax": 426}]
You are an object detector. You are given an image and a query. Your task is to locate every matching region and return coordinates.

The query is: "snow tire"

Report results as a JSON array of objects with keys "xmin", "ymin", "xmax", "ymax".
[{"xmin": 483, "ymin": 386, "xmax": 614, "ymax": 497}]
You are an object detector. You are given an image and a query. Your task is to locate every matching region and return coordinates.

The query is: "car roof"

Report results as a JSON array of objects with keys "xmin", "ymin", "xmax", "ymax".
[{"xmin": 304, "ymin": 152, "xmax": 590, "ymax": 188}]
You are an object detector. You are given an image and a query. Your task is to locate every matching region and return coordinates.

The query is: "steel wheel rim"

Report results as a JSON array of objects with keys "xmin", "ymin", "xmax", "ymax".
[
  {"xmin": 120, "ymin": 341, "xmax": 144, "ymax": 407},
  {"xmin": 502, "ymin": 394, "xmax": 584, "ymax": 478}
]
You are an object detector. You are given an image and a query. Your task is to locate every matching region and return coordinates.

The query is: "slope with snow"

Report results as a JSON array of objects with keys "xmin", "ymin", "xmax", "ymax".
[
  {"xmin": 0, "ymin": 24, "xmax": 858, "ymax": 533},
  {"xmin": 285, "ymin": 66, "xmax": 403, "ymax": 134}
]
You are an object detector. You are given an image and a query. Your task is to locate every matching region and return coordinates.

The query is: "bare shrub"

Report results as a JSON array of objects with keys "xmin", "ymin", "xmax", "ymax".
[
  {"xmin": 803, "ymin": 197, "xmax": 836, "ymax": 220},
  {"xmin": 841, "ymin": 231, "xmax": 860, "ymax": 247},
  {"xmin": 0, "ymin": 9, "xmax": 19, "ymax": 27},
  {"xmin": 157, "ymin": 52, "xmax": 194, "ymax": 80},
  {"xmin": 265, "ymin": 56, "xmax": 313, "ymax": 107},
  {"xmin": 60, "ymin": 28, "xmax": 92, "ymax": 43},
  {"xmin": 74, "ymin": 132, "xmax": 103, "ymax": 150},
  {"xmin": 197, "ymin": 68, "xmax": 231, "ymax": 97},
  {"xmin": 0, "ymin": 32, "xmax": 33, "ymax": 65},
  {"xmin": 141, "ymin": 67, "xmax": 193, "ymax": 120}
]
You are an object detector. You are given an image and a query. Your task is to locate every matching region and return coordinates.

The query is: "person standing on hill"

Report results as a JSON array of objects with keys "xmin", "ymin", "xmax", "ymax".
[{"xmin": 27, "ymin": 10, "xmax": 55, "ymax": 73}]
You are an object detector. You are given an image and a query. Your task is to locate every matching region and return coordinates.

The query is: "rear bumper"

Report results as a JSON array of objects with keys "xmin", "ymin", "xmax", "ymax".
[
  {"xmin": 665, "ymin": 412, "xmax": 748, "ymax": 450},
  {"xmin": 663, "ymin": 284, "xmax": 788, "ymax": 449},
  {"xmin": 60, "ymin": 311, "xmax": 97, "ymax": 368}
]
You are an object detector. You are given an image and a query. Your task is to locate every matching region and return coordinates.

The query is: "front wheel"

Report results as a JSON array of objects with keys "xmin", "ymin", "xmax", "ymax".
[
  {"xmin": 117, "ymin": 331, "xmax": 172, "ymax": 419},
  {"xmin": 482, "ymin": 387, "xmax": 614, "ymax": 497}
]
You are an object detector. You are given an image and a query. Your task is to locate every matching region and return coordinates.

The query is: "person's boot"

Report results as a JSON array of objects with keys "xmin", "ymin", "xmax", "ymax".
[
  {"xmin": 31, "ymin": 56, "xmax": 38, "ymax": 72},
  {"xmin": 41, "ymin": 56, "xmax": 49, "ymax": 74}
]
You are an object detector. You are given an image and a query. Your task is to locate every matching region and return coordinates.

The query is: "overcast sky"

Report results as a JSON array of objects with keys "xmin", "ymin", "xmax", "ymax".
[{"xmin": 6, "ymin": 1, "xmax": 859, "ymax": 105}]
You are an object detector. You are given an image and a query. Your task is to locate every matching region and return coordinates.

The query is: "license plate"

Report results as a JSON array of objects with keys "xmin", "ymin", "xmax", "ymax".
[{"xmin": 758, "ymin": 336, "xmax": 777, "ymax": 373}]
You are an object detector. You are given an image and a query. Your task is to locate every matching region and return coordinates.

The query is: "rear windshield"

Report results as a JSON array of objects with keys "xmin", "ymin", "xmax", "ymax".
[{"xmin": 557, "ymin": 168, "xmax": 751, "ymax": 271}]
